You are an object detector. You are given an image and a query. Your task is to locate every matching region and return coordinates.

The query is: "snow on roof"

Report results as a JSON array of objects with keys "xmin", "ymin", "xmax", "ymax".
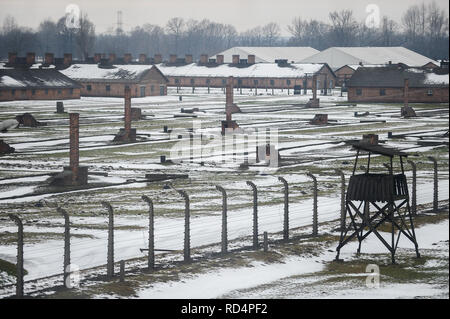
[
  {"xmin": 61, "ymin": 64, "xmax": 154, "ymax": 81},
  {"xmin": 0, "ymin": 75, "xmax": 27, "ymax": 87},
  {"xmin": 156, "ymin": 62, "xmax": 325, "ymax": 78},
  {"xmin": 424, "ymin": 73, "xmax": 449, "ymax": 85},
  {"xmin": 0, "ymin": 69, "xmax": 82, "ymax": 89},
  {"xmin": 301, "ymin": 47, "xmax": 438, "ymax": 69},
  {"xmin": 212, "ymin": 47, "xmax": 320, "ymax": 63},
  {"xmin": 61, "ymin": 62, "xmax": 326, "ymax": 80}
]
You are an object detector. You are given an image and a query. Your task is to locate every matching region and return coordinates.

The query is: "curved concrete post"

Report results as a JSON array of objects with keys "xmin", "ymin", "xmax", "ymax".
[
  {"xmin": 215, "ymin": 185, "xmax": 228, "ymax": 253},
  {"xmin": 246, "ymin": 181, "xmax": 258, "ymax": 249},
  {"xmin": 427, "ymin": 157, "xmax": 438, "ymax": 212},
  {"xmin": 278, "ymin": 177, "xmax": 289, "ymax": 241},
  {"xmin": 57, "ymin": 207, "xmax": 71, "ymax": 288},
  {"xmin": 101, "ymin": 201, "xmax": 114, "ymax": 278},
  {"xmin": 141, "ymin": 195, "xmax": 154, "ymax": 270},
  {"xmin": 407, "ymin": 160, "xmax": 417, "ymax": 216},
  {"xmin": 177, "ymin": 190, "xmax": 191, "ymax": 262},
  {"xmin": 334, "ymin": 169, "xmax": 346, "ymax": 230},
  {"xmin": 8, "ymin": 214, "xmax": 24, "ymax": 298},
  {"xmin": 306, "ymin": 172, "xmax": 318, "ymax": 236}
]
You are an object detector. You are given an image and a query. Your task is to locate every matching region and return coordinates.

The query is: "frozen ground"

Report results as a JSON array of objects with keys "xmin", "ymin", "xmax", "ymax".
[{"xmin": 0, "ymin": 87, "xmax": 448, "ymax": 298}]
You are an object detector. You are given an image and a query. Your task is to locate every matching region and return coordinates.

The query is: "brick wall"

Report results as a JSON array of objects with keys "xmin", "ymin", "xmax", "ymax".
[
  {"xmin": 167, "ymin": 65, "xmax": 336, "ymax": 90},
  {"xmin": 79, "ymin": 81, "xmax": 167, "ymax": 97},
  {"xmin": 348, "ymin": 87, "xmax": 449, "ymax": 103},
  {"xmin": 0, "ymin": 88, "xmax": 80, "ymax": 101}
]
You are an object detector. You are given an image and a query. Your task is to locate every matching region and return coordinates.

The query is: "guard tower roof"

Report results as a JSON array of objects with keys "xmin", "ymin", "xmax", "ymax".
[{"xmin": 348, "ymin": 140, "xmax": 408, "ymax": 157}]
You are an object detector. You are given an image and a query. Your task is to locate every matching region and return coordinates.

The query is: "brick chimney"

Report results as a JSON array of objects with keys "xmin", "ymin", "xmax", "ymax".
[
  {"xmin": 169, "ymin": 54, "xmax": 177, "ymax": 63},
  {"xmin": 124, "ymin": 53, "xmax": 132, "ymax": 64},
  {"xmin": 44, "ymin": 53, "xmax": 54, "ymax": 65},
  {"xmin": 26, "ymin": 52, "xmax": 35, "ymax": 65},
  {"xmin": 154, "ymin": 54, "xmax": 162, "ymax": 64},
  {"xmin": 200, "ymin": 54, "xmax": 208, "ymax": 64},
  {"xmin": 248, "ymin": 55, "xmax": 256, "ymax": 65},
  {"xmin": 139, "ymin": 53, "xmax": 147, "ymax": 64},
  {"xmin": 8, "ymin": 52, "xmax": 17, "ymax": 65},
  {"xmin": 63, "ymin": 53, "xmax": 72, "ymax": 67},
  {"xmin": 216, "ymin": 54, "xmax": 224, "ymax": 64},
  {"xmin": 94, "ymin": 53, "xmax": 101, "ymax": 63},
  {"xmin": 232, "ymin": 55, "xmax": 240, "ymax": 64},
  {"xmin": 124, "ymin": 86, "xmax": 131, "ymax": 134},
  {"xmin": 109, "ymin": 53, "xmax": 116, "ymax": 64},
  {"xmin": 404, "ymin": 78, "xmax": 409, "ymax": 107},
  {"xmin": 69, "ymin": 113, "xmax": 80, "ymax": 181},
  {"xmin": 185, "ymin": 54, "xmax": 193, "ymax": 64}
]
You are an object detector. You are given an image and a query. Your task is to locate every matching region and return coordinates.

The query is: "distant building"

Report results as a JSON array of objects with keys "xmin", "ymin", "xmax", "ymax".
[
  {"xmin": 301, "ymin": 47, "xmax": 439, "ymax": 70},
  {"xmin": 61, "ymin": 63, "xmax": 169, "ymax": 97},
  {"xmin": 156, "ymin": 55, "xmax": 337, "ymax": 91},
  {"xmin": 0, "ymin": 69, "xmax": 82, "ymax": 102},
  {"xmin": 211, "ymin": 47, "xmax": 320, "ymax": 64},
  {"xmin": 346, "ymin": 64, "xmax": 449, "ymax": 103}
]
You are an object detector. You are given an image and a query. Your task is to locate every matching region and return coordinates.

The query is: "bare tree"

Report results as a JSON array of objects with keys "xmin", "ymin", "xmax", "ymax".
[
  {"xmin": 166, "ymin": 17, "xmax": 185, "ymax": 54},
  {"xmin": 262, "ymin": 22, "xmax": 280, "ymax": 46},
  {"xmin": 75, "ymin": 12, "xmax": 95, "ymax": 60},
  {"xmin": 329, "ymin": 10, "xmax": 358, "ymax": 46}
]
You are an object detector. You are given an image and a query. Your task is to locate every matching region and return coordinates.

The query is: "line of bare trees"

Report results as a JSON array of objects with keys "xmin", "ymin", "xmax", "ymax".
[{"xmin": 0, "ymin": 1, "xmax": 448, "ymax": 61}]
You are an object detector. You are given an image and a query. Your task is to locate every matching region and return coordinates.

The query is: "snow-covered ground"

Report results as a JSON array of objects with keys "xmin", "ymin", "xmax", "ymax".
[{"xmin": 0, "ymin": 89, "xmax": 448, "ymax": 298}]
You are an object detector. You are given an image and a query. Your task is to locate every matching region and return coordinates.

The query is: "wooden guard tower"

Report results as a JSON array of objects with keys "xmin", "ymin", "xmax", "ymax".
[{"xmin": 336, "ymin": 135, "xmax": 420, "ymax": 264}]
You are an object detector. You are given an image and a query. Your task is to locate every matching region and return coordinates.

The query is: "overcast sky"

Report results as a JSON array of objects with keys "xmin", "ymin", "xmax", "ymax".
[{"xmin": 0, "ymin": 0, "xmax": 448, "ymax": 35}]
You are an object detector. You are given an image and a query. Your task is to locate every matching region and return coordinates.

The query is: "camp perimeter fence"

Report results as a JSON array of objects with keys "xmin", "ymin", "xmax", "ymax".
[{"xmin": 0, "ymin": 157, "xmax": 447, "ymax": 298}]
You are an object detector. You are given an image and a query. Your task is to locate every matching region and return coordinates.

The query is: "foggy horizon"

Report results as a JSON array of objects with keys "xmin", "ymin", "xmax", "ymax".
[{"xmin": 1, "ymin": 0, "xmax": 449, "ymax": 35}]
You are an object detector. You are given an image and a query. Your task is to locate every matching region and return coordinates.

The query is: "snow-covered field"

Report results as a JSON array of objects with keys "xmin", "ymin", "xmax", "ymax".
[{"xmin": 0, "ymin": 88, "xmax": 448, "ymax": 298}]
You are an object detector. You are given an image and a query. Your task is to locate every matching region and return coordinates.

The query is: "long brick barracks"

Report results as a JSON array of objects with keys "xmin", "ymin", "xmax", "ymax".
[{"xmin": 0, "ymin": 47, "xmax": 448, "ymax": 102}]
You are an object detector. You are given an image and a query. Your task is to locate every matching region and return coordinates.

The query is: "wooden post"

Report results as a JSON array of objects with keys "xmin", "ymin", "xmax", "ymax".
[
  {"xmin": 307, "ymin": 173, "xmax": 318, "ymax": 236},
  {"xmin": 246, "ymin": 181, "xmax": 259, "ymax": 249},
  {"xmin": 57, "ymin": 207, "xmax": 71, "ymax": 288},
  {"xmin": 8, "ymin": 214, "xmax": 24, "ymax": 298},
  {"xmin": 142, "ymin": 196, "xmax": 154, "ymax": 270},
  {"xmin": 101, "ymin": 201, "xmax": 114, "ymax": 279},
  {"xmin": 216, "ymin": 186, "xmax": 228, "ymax": 253}
]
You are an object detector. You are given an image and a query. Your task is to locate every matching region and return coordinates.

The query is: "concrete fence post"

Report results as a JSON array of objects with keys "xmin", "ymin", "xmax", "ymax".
[
  {"xmin": 307, "ymin": 173, "xmax": 318, "ymax": 236},
  {"xmin": 278, "ymin": 177, "xmax": 289, "ymax": 241},
  {"xmin": 141, "ymin": 195, "xmax": 154, "ymax": 270},
  {"xmin": 263, "ymin": 232, "xmax": 268, "ymax": 252},
  {"xmin": 8, "ymin": 214, "xmax": 24, "ymax": 298},
  {"xmin": 119, "ymin": 260, "xmax": 125, "ymax": 282},
  {"xmin": 101, "ymin": 201, "xmax": 114, "ymax": 279},
  {"xmin": 334, "ymin": 169, "xmax": 346, "ymax": 230},
  {"xmin": 407, "ymin": 160, "xmax": 417, "ymax": 216},
  {"xmin": 177, "ymin": 190, "xmax": 191, "ymax": 262},
  {"xmin": 215, "ymin": 185, "xmax": 228, "ymax": 254},
  {"xmin": 246, "ymin": 181, "xmax": 259, "ymax": 249},
  {"xmin": 57, "ymin": 207, "xmax": 71, "ymax": 288},
  {"xmin": 428, "ymin": 157, "xmax": 438, "ymax": 212}
]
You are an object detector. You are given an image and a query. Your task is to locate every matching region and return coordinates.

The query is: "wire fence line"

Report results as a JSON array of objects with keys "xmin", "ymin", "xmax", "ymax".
[{"xmin": 0, "ymin": 161, "xmax": 447, "ymax": 297}]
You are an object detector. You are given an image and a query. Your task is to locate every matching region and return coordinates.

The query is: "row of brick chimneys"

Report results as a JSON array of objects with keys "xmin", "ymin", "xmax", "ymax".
[{"xmin": 7, "ymin": 52, "xmax": 72, "ymax": 67}]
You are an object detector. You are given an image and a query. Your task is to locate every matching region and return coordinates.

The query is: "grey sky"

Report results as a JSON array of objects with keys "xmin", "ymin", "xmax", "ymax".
[{"xmin": 0, "ymin": 0, "xmax": 448, "ymax": 35}]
